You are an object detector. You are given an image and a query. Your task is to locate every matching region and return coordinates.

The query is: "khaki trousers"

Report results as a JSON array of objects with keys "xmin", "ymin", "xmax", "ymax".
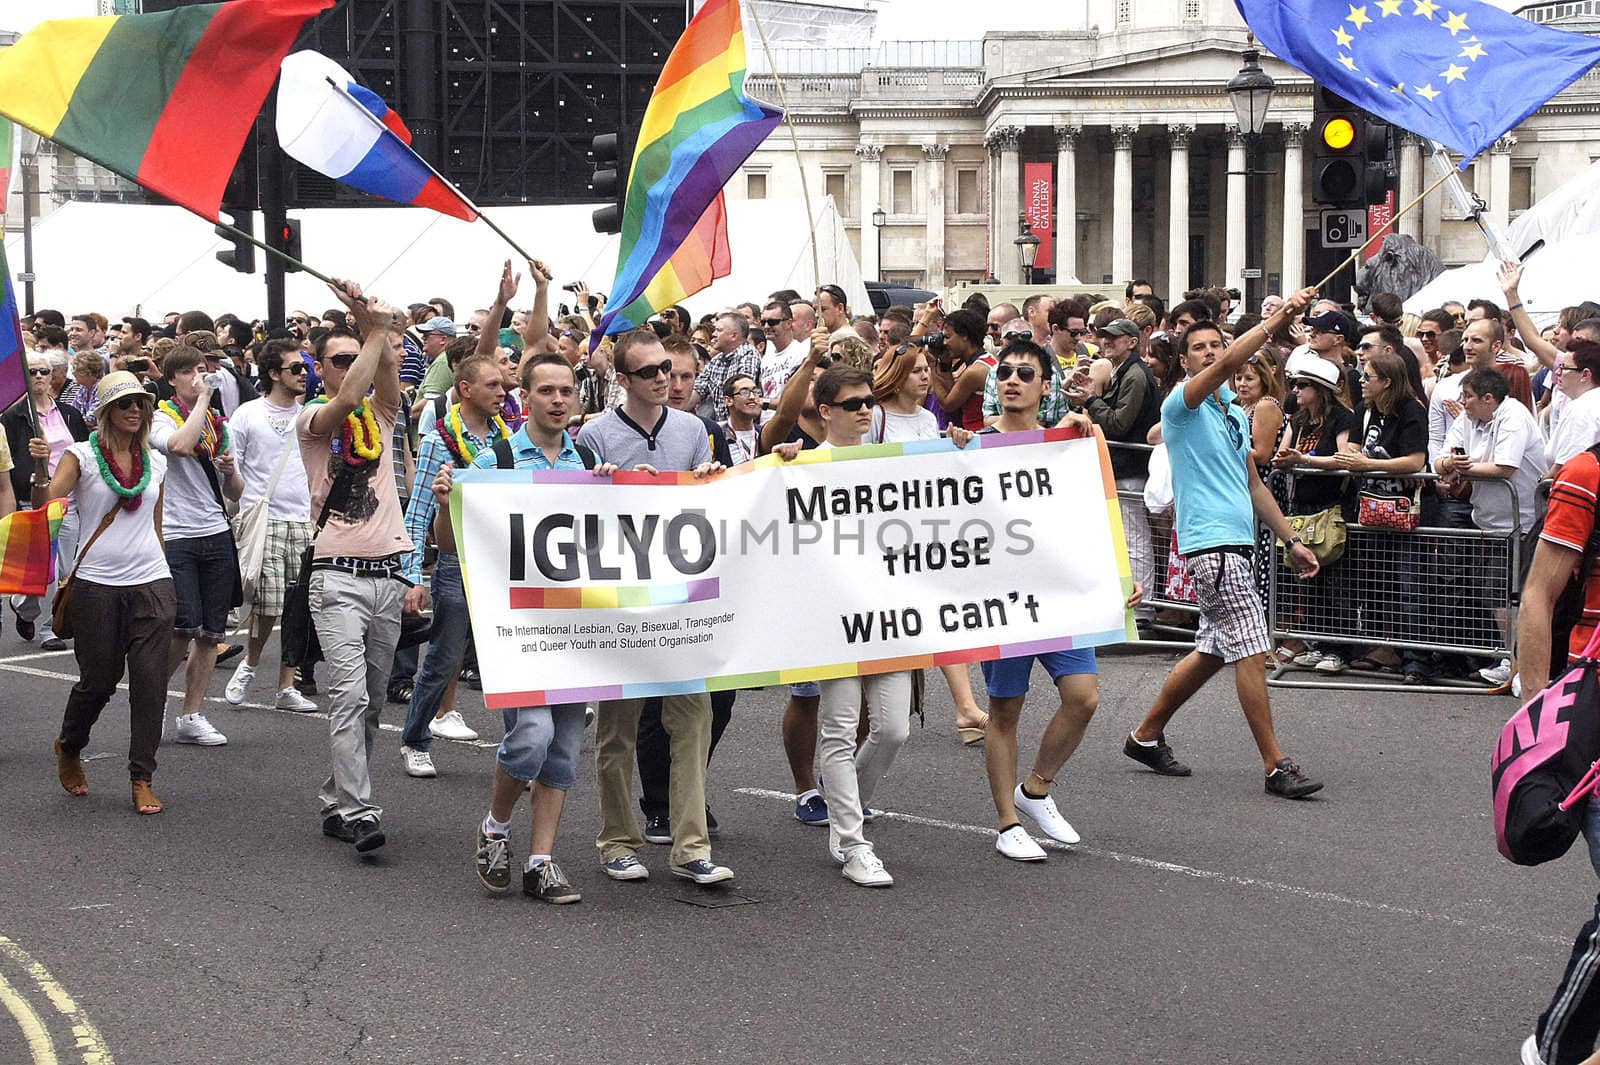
[{"xmin": 595, "ymin": 693, "xmax": 711, "ymax": 866}]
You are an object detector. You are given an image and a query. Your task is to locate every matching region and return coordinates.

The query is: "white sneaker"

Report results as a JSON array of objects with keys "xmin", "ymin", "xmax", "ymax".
[
  {"xmin": 841, "ymin": 847, "xmax": 893, "ymax": 887},
  {"xmin": 1479, "ymin": 659, "xmax": 1513, "ymax": 687},
  {"xmin": 174, "ymin": 713, "xmax": 227, "ymax": 746},
  {"xmin": 274, "ymin": 687, "xmax": 317, "ymax": 713},
  {"xmin": 827, "ymin": 825, "xmax": 845, "ymax": 864},
  {"xmin": 1314, "ymin": 653, "xmax": 1347, "ymax": 674},
  {"xmin": 224, "ymin": 662, "xmax": 255, "ymax": 705},
  {"xmin": 995, "ymin": 825, "xmax": 1047, "ymax": 862},
  {"xmin": 1291, "ymin": 649, "xmax": 1325, "ymax": 668},
  {"xmin": 1521, "ymin": 1034, "xmax": 1546, "ymax": 1065},
  {"xmin": 428, "ymin": 710, "xmax": 479, "ymax": 741},
  {"xmin": 1012, "ymin": 784, "xmax": 1081, "ymax": 845},
  {"xmin": 400, "ymin": 745, "xmax": 437, "ymax": 778}
]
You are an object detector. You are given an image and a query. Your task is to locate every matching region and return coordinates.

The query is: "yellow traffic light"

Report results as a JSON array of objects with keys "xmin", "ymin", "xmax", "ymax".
[{"xmin": 1322, "ymin": 117, "xmax": 1356, "ymax": 151}]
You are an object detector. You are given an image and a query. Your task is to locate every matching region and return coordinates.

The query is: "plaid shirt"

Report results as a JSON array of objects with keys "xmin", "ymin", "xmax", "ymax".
[
  {"xmin": 981, "ymin": 351, "xmax": 1074, "ymax": 427},
  {"xmin": 694, "ymin": 343, "xmax": 762, "ymax": 422},
  {"xmin": 403, "ymin": 420, "xmax": 495, "ymax": 583}
]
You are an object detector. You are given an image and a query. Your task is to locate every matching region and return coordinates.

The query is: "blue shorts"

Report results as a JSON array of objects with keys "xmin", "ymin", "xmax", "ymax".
[
  {"xmin": 788, "ymin": 682, "xmax": 821, "ymax": 698},
  {"xmin": 981, "ymin": 648, "xmax": 1098, "ymax": 699},
  {"xmin": 497, "ymin": 703, "xmax": 587, "ymax": 788}
]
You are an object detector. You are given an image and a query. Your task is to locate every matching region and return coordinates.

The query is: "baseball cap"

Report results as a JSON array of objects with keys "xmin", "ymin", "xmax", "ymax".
[
  {"xmin": 94, "ymin": 371, "xmax": 155, "ymax": 415},
  {"xmin": 419, "ymin": 316, "xmax": 457, "ymax": 337},
  {"xmin": 1095, "ymin": 318, "xmax": 1141, "ymax": 339},
  {"xmin": 1286, "ymin": 358, "xmax": 1341, "ymax": 390},
  {"xmin": 1303, "ymin": 309, "xmax": 1358, "ymax": 345}
]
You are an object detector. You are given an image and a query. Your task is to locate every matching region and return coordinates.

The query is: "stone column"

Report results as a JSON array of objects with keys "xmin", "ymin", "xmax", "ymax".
[
  {"xmin": 1166, "ymin": 124, "xmax": 1193, "ymax": 303},
  {"xmin": 1281, "ymin": 122, "xmax": 1307, "ymax": 294},
  {"xmin": 922, "ymin": 143, "xmax": 949, "ymax": 291},
  {"xmin": 855, "ymin": 142, "xmax": 884, "ymax": 283},
  {"xmin": 1398, "ymin": 132, "xmax": 1423, "ymax": 241},
  {"xmin": 992, "ymin": 124, "xmax": 1024, "ymax": 283},
  {"xmin": 1489, "ymin": 134, "xmax": 1516, "ymax": 230},
  {"xmin": 1111, "ymin": 123, "xmax": 1138, "ymax": 285},
  {"xmin": 1224, "ymin": 125, "xmax": 1248, "ymax": 297},
  {"xmin": 984, "ymin": 130, "xmax": 1004, "ymax": 279},
  {"xmin": 1053, "ymin": 125, "xmax": 1081, "ymax": 283}
]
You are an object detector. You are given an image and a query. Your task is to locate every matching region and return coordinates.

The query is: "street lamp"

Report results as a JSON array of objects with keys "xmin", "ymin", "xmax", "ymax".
[
  {"xmin": 1013, "ymin": 212, "xmax": 1041, "ymax": 286},
  {"xmin": 1226, "ymin": 40, "xmax": 1276, "ymax": 310},
  {"xmin": 871, "ymin": 207, "xmax": 886, "ymax": 283}
]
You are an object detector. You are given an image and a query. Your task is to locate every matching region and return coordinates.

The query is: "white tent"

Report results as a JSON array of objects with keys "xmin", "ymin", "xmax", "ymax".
[{"xmin": 4, "ymin": 195, "xmax": 869, "ymax": 324}]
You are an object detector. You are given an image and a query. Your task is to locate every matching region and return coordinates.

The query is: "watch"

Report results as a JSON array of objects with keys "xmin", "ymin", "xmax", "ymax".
[{"xmin": 1289, "ymin": 535, "xmax": 1305, "ymax": 546}]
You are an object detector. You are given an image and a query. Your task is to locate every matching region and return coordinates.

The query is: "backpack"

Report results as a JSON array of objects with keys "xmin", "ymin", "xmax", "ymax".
[
  {"xmin": 1491, "ymin": 624, "xmax": 1600, "ymax": 865},
  {"xmin": 1516, "ymin": 443, "xmax": 1600, "ymax": 675},
  {"xmin": 492, "ymin": 437, "xmax": 597, "ymax": 470}
]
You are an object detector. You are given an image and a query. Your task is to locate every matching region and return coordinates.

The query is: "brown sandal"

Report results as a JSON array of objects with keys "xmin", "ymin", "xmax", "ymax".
[
  {"xmin": 131, "ymin": 780, "xmax": 163, "ymax": 815},
  {"xmin": 55, "ymin": 738, "xmax": 87, "ymax": 796}
]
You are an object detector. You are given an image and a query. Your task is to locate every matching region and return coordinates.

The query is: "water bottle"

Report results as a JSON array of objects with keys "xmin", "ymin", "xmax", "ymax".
[{"xmin": 203, "ymin": 372, "xmax": 225, "ymax": 390}]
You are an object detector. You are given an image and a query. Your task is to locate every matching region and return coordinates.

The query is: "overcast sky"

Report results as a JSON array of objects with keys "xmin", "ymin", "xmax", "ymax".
[{"xmin": 0, "ymin": 0, "xmax": 1534, "ymax": 41}]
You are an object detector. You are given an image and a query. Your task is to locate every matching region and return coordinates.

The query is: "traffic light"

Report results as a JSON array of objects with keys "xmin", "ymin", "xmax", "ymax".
[
  {"xmin": 214, "ymin": 209, "xmax": 256, "ymax": 274},
  {"xmin": 1312, "ymin": 87, "xmax": 1363, "ymax": 208},
  {"xmin": 1362, "ymin": 118, "xmax": 1393, "ymax": 206},
  {"xmin": 590, "ymin": 132, "xmax": 623, "ymax": 235},
  {"xmin": 279, "ymin": 218, "xmax": 303, "ymax": 274}
]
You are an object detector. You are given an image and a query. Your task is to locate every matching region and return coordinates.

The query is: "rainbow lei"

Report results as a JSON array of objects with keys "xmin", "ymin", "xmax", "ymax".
[
  {"xmin": 157, "ymin": 397, "xmax": 229, "ymax": 458},
  {"xmin": 88, "ymin": 430, "xmax": 152, "ymax": 511},
  {"xmin": 438, "ymin": 404, "xmax": 510, "ymax": 465},
  {"xmin": 308, "ymin": 398, "xmax": 383, "ymax": 467}
]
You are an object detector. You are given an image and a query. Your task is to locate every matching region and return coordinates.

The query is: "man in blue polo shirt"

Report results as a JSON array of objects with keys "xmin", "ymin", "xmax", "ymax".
[
  {"xmin": 1124, "ymin": 289, "xmax": 1326, "ymax": 800},
  {"xmin": 432, "ymin": 353, "xmax": 616, "ymax": 904}
]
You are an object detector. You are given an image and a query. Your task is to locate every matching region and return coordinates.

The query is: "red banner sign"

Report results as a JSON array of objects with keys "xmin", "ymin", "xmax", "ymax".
[
  {"xmin": 1024, "ymin": 162, "xmax": 1054, "ymax": 272},
  {"xmin": 1367, "ymin": 189, "xmax": 1395, "ymax": 261}
]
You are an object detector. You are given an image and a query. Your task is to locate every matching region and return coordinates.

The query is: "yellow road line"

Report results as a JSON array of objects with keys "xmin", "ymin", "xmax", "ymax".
[
  {"xmin": 0, "ymin": 937, "xmax": 112, "ymax": 1064},
  {"xmin": 0, "ymin": 965, "xmax": 58, "ymax": 1065}
]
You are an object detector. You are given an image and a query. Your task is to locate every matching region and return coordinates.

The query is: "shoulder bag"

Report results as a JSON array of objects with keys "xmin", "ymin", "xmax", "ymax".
[
  {"xmin": 233, "ymin": 433, "xmax": 299, "ymax": 624},
  {"xmin": 51, "ymin": 506, "xmax": 120, "ymax": 641}
]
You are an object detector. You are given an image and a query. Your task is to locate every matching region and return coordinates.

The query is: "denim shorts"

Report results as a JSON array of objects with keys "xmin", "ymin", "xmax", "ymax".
[
  {"xmin": 165, "ymin": 531, "xmax": 237, "ymax": 642},
  {"xmin": 789, "ymin": 682, "xmax": 821, "ymax": 698},
  {"xmin": 981, "ymin": 648, "xmax": 1098, "ymax": 699},
  {"xmin": 497, "ymin": 703, "xmax": 587, "ymax": 789}
]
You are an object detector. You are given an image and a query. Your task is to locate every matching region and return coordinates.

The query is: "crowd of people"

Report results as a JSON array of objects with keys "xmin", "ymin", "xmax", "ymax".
[{"xmin": 3, "ymin": 261, "xmax": 1596, "ymax": 1061}]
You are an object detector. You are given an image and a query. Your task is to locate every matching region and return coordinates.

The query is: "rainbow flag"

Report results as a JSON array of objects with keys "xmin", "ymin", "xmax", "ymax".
[
  {"xmin": 593, "ymin": 0, "xmax": 780, "ymax": 344},
  {"xmin": 0, "ymin": 123, "xmax": 13, "ymax": 218},
  {"xmin": 0, "ymin": 499, "xmax": 68, "ymax": 597},
  {"xmin": 0, "ymin": 241, "xmax": 22, "ymax": 414},
  {"xmin": 0, "ymin": 0, "xmax": 333, "ymax": 223}
]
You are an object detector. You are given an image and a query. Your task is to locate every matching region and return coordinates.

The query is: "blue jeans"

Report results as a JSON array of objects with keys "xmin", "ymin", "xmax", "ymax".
[{"xmin": 400, "ymin": 555, "xmax": 471, "ymax": 753}]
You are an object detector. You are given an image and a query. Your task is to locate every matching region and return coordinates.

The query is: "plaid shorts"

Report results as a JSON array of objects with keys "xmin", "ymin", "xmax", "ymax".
[
  {"xmin": 1187, "ymin": 549, "xmax": 1272, "ymax": 664},
  {"xmin": 255, "ymin": 519, "xmax": 314, "ymax": 618}
]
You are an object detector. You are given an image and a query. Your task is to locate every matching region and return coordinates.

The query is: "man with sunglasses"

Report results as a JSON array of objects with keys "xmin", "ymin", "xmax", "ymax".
[
  {"xmin": 758, "ymin": 300, "xmax": 806, "ymax": 407},
  {"xmin": 1125, "ymin": 293, "xmax": 1326, "ymax": 801},
  {"xmin": 576, "ymin": 329, "xmax": 733, "ymax": 886},
  {"xmin": 815, "ymin": 284, "xmax": 852, "ymax": 334},
  {"xmin": 224, "ymin": 340, "xmax": 318, "ymax": 713}
]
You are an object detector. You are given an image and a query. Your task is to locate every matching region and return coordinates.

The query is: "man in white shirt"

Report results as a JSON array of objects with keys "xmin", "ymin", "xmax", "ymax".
[
  {"xmin": 1546, "ymin": 339, "xmax": 1600, "ymax": 474},
  {"xmin": 224, "ymin": 340, "xmax": 318, "ymax": 713},
  {"xmin": 758, "ymin": 300, "xmax": 808, "ymax": 407}
]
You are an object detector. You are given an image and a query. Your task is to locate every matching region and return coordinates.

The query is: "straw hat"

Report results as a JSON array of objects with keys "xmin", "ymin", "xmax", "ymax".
[{"xmin": 94, "ymin": 371, "xmax": 155, "ymax": 415}]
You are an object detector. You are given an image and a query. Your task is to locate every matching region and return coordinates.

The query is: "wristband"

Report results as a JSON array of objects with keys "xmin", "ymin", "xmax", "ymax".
[{"xmin": 1509, "ymin": 302, "xmax": 1524, "ymax": 312}]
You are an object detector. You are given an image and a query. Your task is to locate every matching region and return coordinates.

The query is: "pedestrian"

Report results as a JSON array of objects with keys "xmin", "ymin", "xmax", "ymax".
[{"xmin": 41, "ymin": 372, "xmax": 175, "ymax": 814}]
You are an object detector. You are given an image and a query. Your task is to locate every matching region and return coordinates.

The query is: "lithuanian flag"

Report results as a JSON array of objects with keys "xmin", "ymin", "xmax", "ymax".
[
  {"xmin": 0, "ymin": 0, "xmax": 333, "ymax": 222},
  {"xmin": 0, "ymin": 500, "xmax": 68, "ymax": 597}
]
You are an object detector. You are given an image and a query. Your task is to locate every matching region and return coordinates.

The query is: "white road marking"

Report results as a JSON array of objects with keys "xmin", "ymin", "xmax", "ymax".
[{"xmin": 733, "ymin": 786, "xmax": 1570, "ymax": 947}]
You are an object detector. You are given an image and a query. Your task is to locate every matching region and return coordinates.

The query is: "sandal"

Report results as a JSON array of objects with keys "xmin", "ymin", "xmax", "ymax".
[
  {"xmin": 131, "ymin": 780, "xmax": 163, "ymax": 815},
  {"xmin": 55, "ymin": 738, "xmax": 87, "ymax": 796},
  {"xmin": 957, "ymin": 713, "xmax": 989, "ymax": 747}
]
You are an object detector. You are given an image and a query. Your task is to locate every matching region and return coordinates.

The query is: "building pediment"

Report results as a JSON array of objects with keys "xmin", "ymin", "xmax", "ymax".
[{"xmin": 985, "ymin": 37, "xmax": 1311, "ymax": 96}]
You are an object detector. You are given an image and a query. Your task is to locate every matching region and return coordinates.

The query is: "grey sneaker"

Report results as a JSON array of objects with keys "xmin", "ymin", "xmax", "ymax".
[
  {"xmin": 670, "ymin": 858, "xmax": 734, "ymax": 885},
  {"xmin": 474, "ymin": 826, "xmax": 512, "ymax": 894},
  {"xmin": 524, "ymin": 860, "xmax": 581, "ymax": 904},
  {"xmin": 603, "ymin": 854, "xmax": 649, "ymax": 881},
  {"xmin": 1265, "ymin": 758, "xmax": 1324, "ymax": 800}
]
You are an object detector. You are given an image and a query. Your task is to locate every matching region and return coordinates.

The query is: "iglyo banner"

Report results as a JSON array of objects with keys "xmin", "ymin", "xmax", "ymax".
[{"xmin": 451, "ymin": 427, "xmax": 1135, "ymax": 708}]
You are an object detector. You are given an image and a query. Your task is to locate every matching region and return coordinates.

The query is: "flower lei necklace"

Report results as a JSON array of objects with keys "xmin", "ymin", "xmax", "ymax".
[
  {"xmin": 88, "ymin": 430, "xmax": 152, "ymax": 511},
  {"xmin": 439, "ymin": 404, "xmax": 510, "ymax": 465},
  {"xmin": 308, "ymin": 398, "xmax": 383, "ymax": 467},
  {"xmin": 157, "ymin": 397, "xmax": 229, "ymax": 458}
]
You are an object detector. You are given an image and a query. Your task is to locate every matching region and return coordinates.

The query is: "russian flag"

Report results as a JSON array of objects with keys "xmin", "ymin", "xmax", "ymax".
[{"xmin": 276, "ymin": 50, "xmax": 477, "ymax": 221}]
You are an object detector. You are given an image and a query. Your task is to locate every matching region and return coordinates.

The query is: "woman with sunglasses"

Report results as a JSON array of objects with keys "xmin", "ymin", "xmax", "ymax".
[{"xmin": 37, "ymin": 372, "xmax": 175, "ymax": 814}]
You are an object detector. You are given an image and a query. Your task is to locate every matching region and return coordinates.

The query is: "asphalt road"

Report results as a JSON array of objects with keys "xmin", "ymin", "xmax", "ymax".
[{"xmin": 0, "ymin": 629, "xmax": 1593, "ymax": 1065}]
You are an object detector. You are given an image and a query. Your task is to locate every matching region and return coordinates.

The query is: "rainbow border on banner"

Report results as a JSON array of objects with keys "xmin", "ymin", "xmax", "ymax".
[{"xmin": 455, "ymin": 425, "xmax": 1137, "ymax": 710}]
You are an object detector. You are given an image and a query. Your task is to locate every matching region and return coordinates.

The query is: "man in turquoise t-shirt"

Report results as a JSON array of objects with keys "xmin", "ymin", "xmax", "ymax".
[{"xmin": 1123, "ymin": 289, "xmax": 1326, "ymax": 800}]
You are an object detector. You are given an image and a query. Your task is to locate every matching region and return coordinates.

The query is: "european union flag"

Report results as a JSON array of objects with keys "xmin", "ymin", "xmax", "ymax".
[{"xmin": 1236, "ymin": 0, "xmax": 1600, "ymax": 162}]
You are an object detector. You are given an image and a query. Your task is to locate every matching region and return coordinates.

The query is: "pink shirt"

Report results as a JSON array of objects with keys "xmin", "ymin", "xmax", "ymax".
[{"xmin": 38, "ymin": 404, "xmax": 72, "ymax": 477}]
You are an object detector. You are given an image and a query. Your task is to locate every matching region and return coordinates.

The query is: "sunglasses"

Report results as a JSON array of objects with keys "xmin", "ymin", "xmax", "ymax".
[
  {"xmin": 728, "ymin": 386, "xmax": 760, "ymax": 398},
  {"xmin": 620, "ymin": 359, "xmax": 673, "ymax": 379},
  {"xmin": 760, "ymin": 318, "xmax": 786, "ymax": 328},
  {"xmin": 827, "ymin": 395, "xmax": 876, "ymax": 412},
  {"xmin": 279, "ymin": 363, "xmax": 309, "ymax": 375},
  {"xmin": 1004, "ymin": 330, "xmax": 1033, "ymax": 341},
  {"xmin": 995, "ymin": 364, "xmax": 1041, "ymax": 382},
  {"xmin": 290, "ymin": 317, "xmax": 310, "ymax": 325},
  {"xmin": 329, "ymin": 353, "xmax": 358, "ymax": 369},
  {"xmin": 28, "ymin": 367, "xmax": 51, "ymax": 377},
  {"xmin": 1417, "ymin": 330, "xmax": 1439, "ymax": 339},
  {"xmin": 111, "ymin": 395, "xmax": 145, "ymax": 412},
  {"xmin": 1068, "ymin": 328, "xmax": 1089, "ymax": 337}
]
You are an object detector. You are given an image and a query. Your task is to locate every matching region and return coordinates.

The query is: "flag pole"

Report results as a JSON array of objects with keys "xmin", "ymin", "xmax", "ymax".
[
  {"xmin": 1311, "ymin": 166, "xmax": 1459, "ymax": 292},
  {"xmin": 742, "ymin": 3, "xmax": 820, "ymax": 287},
  {"xmin": 1427, "ymin": 140, "xmax": 1515, "ymax": 261},
  {"xmin": 321, "ymin": 77, "xmax": 537, "ymax": 265}
]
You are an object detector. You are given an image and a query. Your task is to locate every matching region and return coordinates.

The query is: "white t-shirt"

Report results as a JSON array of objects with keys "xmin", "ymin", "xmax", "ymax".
[
  {"xmin": 1444, "ymin": 397, "xmax": 1549, "ymax": 534},
  {"xmin": 1427, "ymin": 372, "xmax": 1465, "ymax": 466},
  {"xmin": 229, "ymin": 397, "xmax": 311, "ymax": 522},
  {"xmin": 760, "ymin": 339, "xmax": 809, "ymax": 406},
  {"xmin": 867, "ymin": 405, "xmax": 939, "ymax": 444},
  {"xmin": 1548, "ymin": 386, "xmax": 1600, "ymax": 467},
  {"xmin": 148, "ymin": 408, "xmax": 230, "ymax": 540},
  {"xmin": 65, "ymin": 441, "xmax": 170, "ymax": 586}
]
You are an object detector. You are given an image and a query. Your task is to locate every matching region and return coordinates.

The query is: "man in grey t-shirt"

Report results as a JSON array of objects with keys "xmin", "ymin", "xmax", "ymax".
[{"xmin": 574, "ymin": 329, "xmax": 731, "ymax": 886}]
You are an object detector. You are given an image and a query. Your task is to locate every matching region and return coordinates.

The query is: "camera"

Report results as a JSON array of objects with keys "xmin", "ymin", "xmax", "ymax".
[
  {"xmin": 906, "ymin": 333, "xmax": 947, "ymax": 356},
  {"xmin": 562, "ymin": 282, "xmax": 582, "ymax": 293}
]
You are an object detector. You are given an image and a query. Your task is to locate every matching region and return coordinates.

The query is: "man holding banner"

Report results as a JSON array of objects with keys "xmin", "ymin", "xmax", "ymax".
[{"xmin": 575, "ymin": 329, "xmax": 732, "ymax": 886}]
